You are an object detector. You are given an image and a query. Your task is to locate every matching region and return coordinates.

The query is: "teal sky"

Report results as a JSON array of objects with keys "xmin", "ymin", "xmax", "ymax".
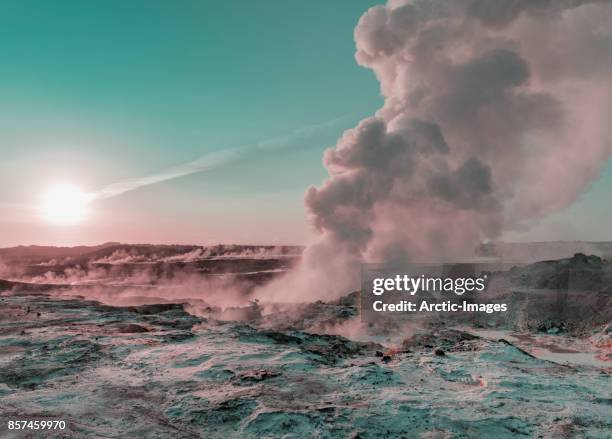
[
  {"xmin": 0, "ymin": 0, "xmax": 384, "ymax": 246},
  {"xmin": 0, "ymin": 0, "xmax": 610, "ymax": 247}
]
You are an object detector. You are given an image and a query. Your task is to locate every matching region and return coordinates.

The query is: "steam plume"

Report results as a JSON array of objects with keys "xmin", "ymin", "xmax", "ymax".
[{"xmin": 259, "ymin": 0, "xmax": 612, "ymax": 300}]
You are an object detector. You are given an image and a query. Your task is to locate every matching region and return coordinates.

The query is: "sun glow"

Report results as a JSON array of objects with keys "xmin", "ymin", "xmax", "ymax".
[{"xmin": 40, "ymin": 183, "xmax": 93, "ymax": 225}]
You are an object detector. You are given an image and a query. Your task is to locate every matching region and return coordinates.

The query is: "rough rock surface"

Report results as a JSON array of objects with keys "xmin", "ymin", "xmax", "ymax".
[{"xmin": 1, "ymin": 293, "xmax": 610, "ymax": 438}]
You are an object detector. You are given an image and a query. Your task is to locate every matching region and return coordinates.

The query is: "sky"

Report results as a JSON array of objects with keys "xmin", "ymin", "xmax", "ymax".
[
  {"xmin": 0, "ymin": 0, "xmax": 384, "ymax": 246},
  {"xmin": 0, "ymin": 0, "xmax": 610, "ymax": 247}
]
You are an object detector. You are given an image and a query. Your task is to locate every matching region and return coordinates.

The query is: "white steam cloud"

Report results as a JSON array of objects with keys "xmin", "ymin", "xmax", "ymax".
[{"xmin": 258, "ymin": 0, "xmax": 612, "ymax": 301}]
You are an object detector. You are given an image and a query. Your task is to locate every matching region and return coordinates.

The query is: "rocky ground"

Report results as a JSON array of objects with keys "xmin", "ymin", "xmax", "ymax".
[
  {"xmin": 0, "ymin": 288, "xmax": 610, "ymax": 438},
  {"xmin": 0, "ymin": 249, "xmax": 610, "ymax": 438}
]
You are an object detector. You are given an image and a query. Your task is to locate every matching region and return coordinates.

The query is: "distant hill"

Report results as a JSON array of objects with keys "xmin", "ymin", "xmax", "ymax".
[
  {"xmin": 0, "ymin": 242, "xmax": 304, "ymax": 266},
  {"xmin": 3, "ymin": 241, "xmax": 612, "ymax": 265},
  {"xmin": 0, "ymin": 242, "xmax": 122, "ymax": 264},
  {"xmin": 478, "ymin": 241, "xmax": 612, "ymax": 262}
]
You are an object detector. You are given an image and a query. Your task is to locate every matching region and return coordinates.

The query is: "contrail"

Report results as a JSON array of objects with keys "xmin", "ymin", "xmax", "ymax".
[
  {"xmin": 92, "ymin": 115, "xmax": 353, "ymax": 201},
  {"xmin": 93, "ymin": 148, "xmax": 241, "ymax": 200}
]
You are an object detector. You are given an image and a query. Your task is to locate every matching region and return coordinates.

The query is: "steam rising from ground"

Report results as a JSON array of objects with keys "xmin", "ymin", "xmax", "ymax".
[
  {"xmin": 88, "ymin": 246, "xmax": 298, "ymax": 265},
  {"xmin": 4, "ymin": 1, "xmax": 612, "ymax": 324},
  {"xmin": 3, "ymin": 245, "xmax": 300, "ymax": 311},
  {"xmin": 258, "ymin": 0, "xmax": 612, "ymax": 301}
]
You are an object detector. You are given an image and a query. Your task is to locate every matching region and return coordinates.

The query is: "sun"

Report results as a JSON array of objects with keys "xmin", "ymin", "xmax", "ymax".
[{"xmin": 40, "ymin": 183, "xmax": 93, "ymax": 225}]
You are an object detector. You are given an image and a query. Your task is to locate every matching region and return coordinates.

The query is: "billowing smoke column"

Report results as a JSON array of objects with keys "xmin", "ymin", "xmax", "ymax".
[{"xmin": 261, "ymin": 0, "xmax": 612, "ymax": 301}]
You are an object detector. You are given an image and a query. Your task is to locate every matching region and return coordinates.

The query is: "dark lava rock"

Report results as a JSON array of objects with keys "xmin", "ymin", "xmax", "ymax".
[
  {"xmin": 434, "ymin": 349, "xmax": 446, "ymax": 357},
  {"xmin": 509, "ymin": 253, "xmax": 609, "ymax": 291},
  {"xmin": 300, "ymin": 334, "xmax": 381, "ymax": 366},
  {"xmin": 331, "ymin": 291, "xmax": 359, "ymax": 307},
  {"xmin": 259, "ymin": 330, "xmax": 304, "ymax": 345},
  {"xmin": 498, "ymin": 339, "xmax": 538, "ymax": 360},
  {"xmin": 242, "ymin": 327, "xmax": 383, "ymax": 366},
  {"xmin": 537, "ymin": 320, "xmax": 566, "ymax": 334},
  {"xmin": 232, "ymin": 369, "xmax": 281, "ymax": 384},
  {"xmin": 160, "ymin": 331, "xmax": 195, "ymax": 343},
  {"xmin": 126, "ymin": 303, "xmax": 186, "ymax": 315},
  {"xmin": 114, "ymin": 323, "xmax": 150, "ymax": 334},
  {"xmin": 403, "ymin": 329, "xmax": 480, "ymax": 352},
  {"xmin": 144, "ymin": 316, "xmax": 201, "ymax": 331}
]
